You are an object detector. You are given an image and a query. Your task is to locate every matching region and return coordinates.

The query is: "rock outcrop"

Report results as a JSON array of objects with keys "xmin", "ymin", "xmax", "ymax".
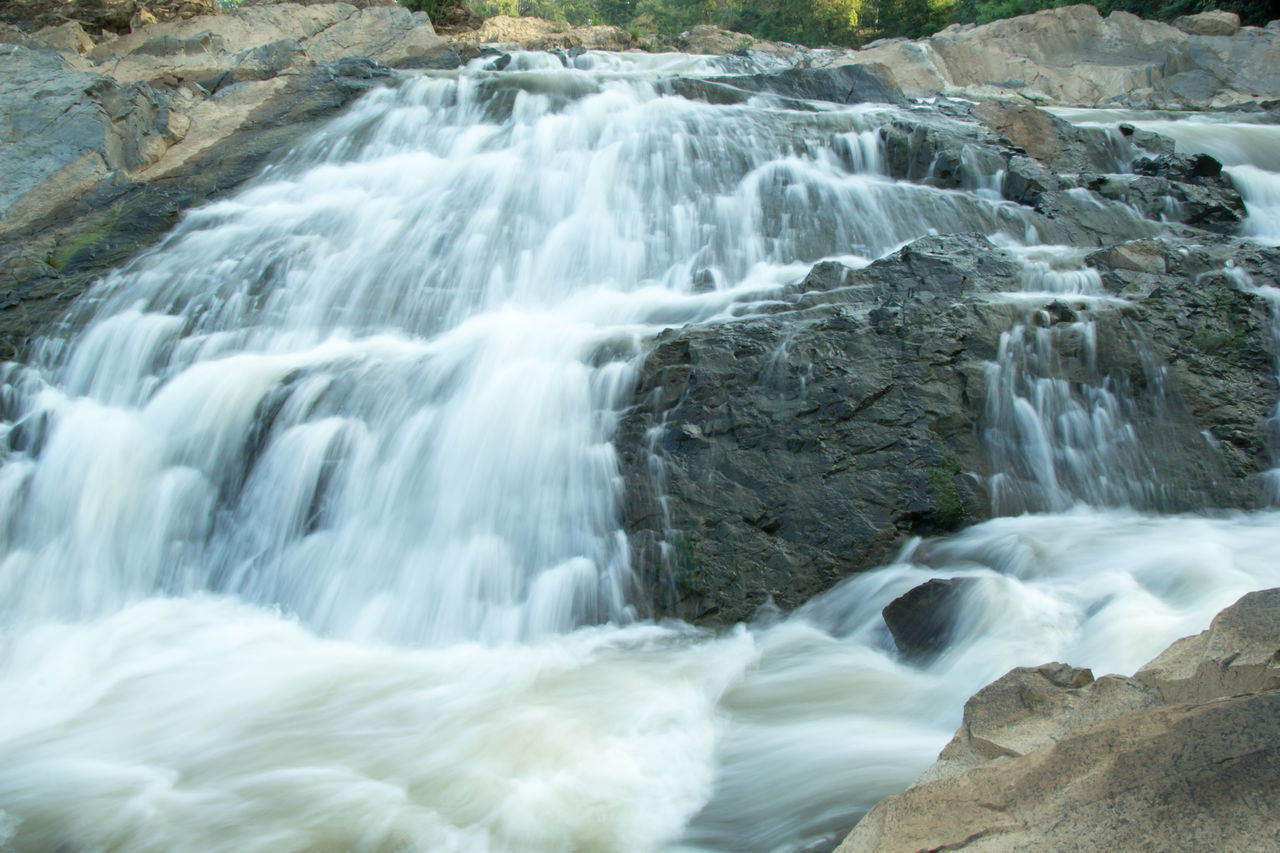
[
  {"xmin": 619, "ymin": 96, "xmax": 1279, "ymax": 624},
  {"xmin": 450, "ymin": 14, "xmax": 634, "ymax": 51},
  {"xmin": 835, "ymin": 3, "xmax": 1280, "ymax": 108},
  {"xmin": 0, "ymin": 2, "xmax": 457, "ymax": 358},
  {"xmin": 0, "ymin": 1, "xmax": 221, "ymax": 35},
  {"xmin": 838, "ymin": 587, "xmax": 1280, "ymax": 851}
]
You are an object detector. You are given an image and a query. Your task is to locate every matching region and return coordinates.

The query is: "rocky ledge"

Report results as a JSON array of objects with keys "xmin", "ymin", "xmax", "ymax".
[
  {"xmin": 835, "ymin": 5, "xmax": 1280, "ymax": 108},
  {"xmin": 618, "ymin": 96, "xmax": 1279, "ymax": 624},
  {"xmin": 839, "ymin": 586, "xmax": 1280, "ymax": 851},
  {"xmin": 2, "ymin": 3, "xmax": 1278, "ymax": 357},
  {"xmin": 0, "ymin": 2, "xmax": 648, "ymax": 358}
]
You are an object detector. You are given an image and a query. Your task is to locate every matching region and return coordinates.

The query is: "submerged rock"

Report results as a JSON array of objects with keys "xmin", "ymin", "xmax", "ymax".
[
  {"xmin": 839, "ymin": 588, "xmax": 1280, "ymax": 852},
  {"xmin": 881, "ymin": 577, "xmax": 980, "ymax": 657}
]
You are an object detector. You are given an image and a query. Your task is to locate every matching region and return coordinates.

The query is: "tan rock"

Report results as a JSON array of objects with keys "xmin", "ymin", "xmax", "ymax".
[
  {"xmin": 35, "ymin": 22, "xmax": 96, "ymax": 54},
  {"xmin": 1, "ymin": 152, "xmax": 109, "ymax": 238},
  {"xmin": 139, "ymin": 77, "xmax": 290, "ymax": 178},
  {"xmin": 1172, "ymin": 10, "xmax": 1241, "ymax": 37},
  {"xmin": 919, "ymin": 664, "xmax": 1160, "ymax": 783},
  {"xmin": 677, "ymin": 25, "xmax": 753, "ymax": 55},
  {"xmin": 1135, "ymin": 586, "xmax": 1280, "ymax": 704},
  {"xmin": 1098, "ymin": 240, "xmax": 1168, "ymax": 275},
  {"xmin": 87, "ymin": 3, "xmax": 358, "ymax": 67},
  {"xmin": 841, "ymin": 693, "xmax": 1280, "ymax": 853},
  {"xmin": 971, "ymin": 101, "xmax": 1063, "ymax": 164},
  {"xmin": 131, "ymin": 9, "xmax": 159, "ymax": 30},
  {"xmin": 838, "ymin": 588, "xmax": 1280, "ymax": 853},
  {"xmin": 571, "ymin": 24, "xmax": 635, "ymax": 52},
  {"xmin": 240, "ymin": 0, "xmax": 396, "ymax": 7},
  {"xmin": 91, "ymin": 4, "xmax": 443, "ymax": 83},
  {"xmin": 831, "ymin": 3, "xmax": 1280, "ymax": 107},
  {"xmin": 300, "ymin": 5, "xmax": 442, "ymax": 64},
  {"xmin": 455, "ymin": 15, "xmax": 632, "ymax": 52}
]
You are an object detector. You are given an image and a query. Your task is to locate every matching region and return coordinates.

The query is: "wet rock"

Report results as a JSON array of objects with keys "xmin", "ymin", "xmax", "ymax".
[
  {"xmin": 879, "ymin": 120, "xmax": 1004, "ymax": 187},
  {"xmin": 1133, "ymin": 152, "xmax": 1225, "ymax": 183},
  {"xmin": 839, "ymin": 588, "xmax": 1280, "ymax": 852},
  {"xmin": 1085, "ymin": 239, "xmax": 1280, "ymax": 481},
  {"xmin": 622, "ymin": 229, "xmax": 1274, "ymax": 625},
  {"xmin": 1087, "ymin": 172, "xmax": 1247, "ymax": 233},
  {"xmin": 710, "ymin": 63, "xmax": 906, "ymax": 107},
  {"xmin": 618, "ymin": 235, "xmax": 1012, "ymax": 624},
  {"xmin": 881, "ymin": 577, "xmax": 980, "ymax": 657},
  {"xmin": 1029, "ymin": 189, "xmax": 1161, "ymax": 247},
  {"xmin": 1001, "ymin": 154, "xmax": 1058, "ymax": 205},
  {"xmin": 1089, "ymin": 239, "xmax": 1167, "ymax": 275}
]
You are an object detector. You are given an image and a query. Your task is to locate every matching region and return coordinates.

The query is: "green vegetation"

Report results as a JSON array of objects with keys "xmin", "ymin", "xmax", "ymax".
[
  {"xmin": 47, "ymin": 208, "xmax": 123, "ymax": 273},
  {"xmin": 925, "ymin": 452, "xmax": 965, "ymax": 528},
  {"xmin": 422, "ymin": 0, "xmax": 1279, "ymax": 46}
]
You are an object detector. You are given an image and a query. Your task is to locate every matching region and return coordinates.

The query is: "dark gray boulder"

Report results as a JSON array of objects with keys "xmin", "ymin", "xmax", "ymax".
[
  {"xmin": 620, "ymin": 232, "xmax": 1277, "ymax": 626},
  {"xmin": 710, "ymin": 64, "xmax": 907, "ymax": 107},
  {"xmin": 881, "ymin": 577, "xmax": 981, "ymax": 658}
]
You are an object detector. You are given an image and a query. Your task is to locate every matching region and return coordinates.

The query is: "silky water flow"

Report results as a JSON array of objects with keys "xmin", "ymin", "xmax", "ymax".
[{"xmin": 2, "ymin": 54, "xmax": 1280, "ymax": 853}]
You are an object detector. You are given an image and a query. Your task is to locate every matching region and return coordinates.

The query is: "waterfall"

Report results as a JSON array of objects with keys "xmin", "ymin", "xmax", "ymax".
[
  {"xmin": 2, "ymin": 53, "xmax": 1279, "ymax": 853},
  {"xmin": 1049, "ymin": 108, "xmax": 1280, "ymax": 245}
]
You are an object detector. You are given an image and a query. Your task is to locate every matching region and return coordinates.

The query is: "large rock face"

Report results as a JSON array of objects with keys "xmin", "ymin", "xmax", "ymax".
[
  {"xmin": 0, "ymin": 1, "xmax": 221, "ymax": 35},
  {"xmin": 618, "ymin": 100, "xmax": 1279, "ymax": 624},
  {"xmin": 0, "ymin": 44, "xmax": 183, "ymax": 237},
  {"xmin": 0, "ymin": 49, "xmax": 395, "ymax": 359},
  {"xmin": 619, "ymin": 236, "xmax": 1007, "ymax": 623},
  {"xmin": 838, "ymin": 588, "xmax": 1280, "ymax": 852},
  {"xmin": 838, "ymin": 3, "xmax": 1280, "ymax": 107}
]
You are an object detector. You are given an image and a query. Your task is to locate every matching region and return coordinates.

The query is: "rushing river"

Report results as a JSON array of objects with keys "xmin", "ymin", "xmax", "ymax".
[{"xmin": 1, "ymin": 52, "xmax": 1279, "ymax": 852}]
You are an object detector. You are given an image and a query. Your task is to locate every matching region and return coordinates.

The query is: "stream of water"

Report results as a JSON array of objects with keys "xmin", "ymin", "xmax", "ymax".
[{"xmin": 1, "ymin": 54, "xmax": 1278, "ymax": 852}]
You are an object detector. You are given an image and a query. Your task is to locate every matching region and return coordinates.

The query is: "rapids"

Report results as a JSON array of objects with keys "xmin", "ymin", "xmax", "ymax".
[
  {"xmin": 1, "ymin": 52, "xmax": 1278, "ymax": 852},
  {"xmin": 1050, "ymin": 107, "xmax": 1280, "ymax": 244}
]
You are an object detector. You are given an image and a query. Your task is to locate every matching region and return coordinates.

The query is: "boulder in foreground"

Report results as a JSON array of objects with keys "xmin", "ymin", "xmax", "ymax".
[{"xmin": 839, "ymin": 587, "xmax": 1280, "ymax": 852}]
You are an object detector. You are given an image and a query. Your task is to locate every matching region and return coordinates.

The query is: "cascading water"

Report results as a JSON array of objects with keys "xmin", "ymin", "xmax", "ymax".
[
  {"xmin": 978, "ymin": 244, "xmax": 1206, "ymax": 514},
  {"xmin": 2, "ymin": 53, "xmax": 1280, "ymax": 853},
  {"xmin": 1050, "ymin": 107, "xmax": 1280, "ymax": 245}
]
